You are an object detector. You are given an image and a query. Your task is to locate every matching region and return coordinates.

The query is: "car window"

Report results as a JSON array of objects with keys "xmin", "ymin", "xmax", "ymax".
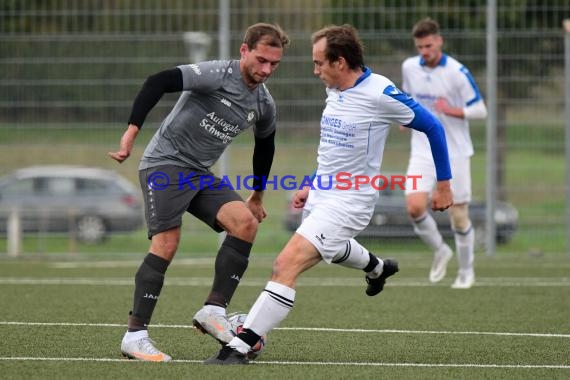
[
  {"xmin": 1, "ymin": 178, "xmax": 35, "ymax": 196},
  {"xmin": 35, "ymin": 177, "xmax": 75, "ymax": 196},
  {"xmin": 76, "ymin": 178, "xmax": 109, "ymax": 194}
]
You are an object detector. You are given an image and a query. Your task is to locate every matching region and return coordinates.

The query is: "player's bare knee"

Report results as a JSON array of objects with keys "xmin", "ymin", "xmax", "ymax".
[
  {"xmin": 228, "ymin": 211, "xmax": 259, "ymax": 240},
  {"xmin": 407, "ymin": 202, "xmax": 426, "ymax": 219},
  {"xmin": 450, "ymin": 203, "xmax": 470, "ymax": 231},
  {"xmin": 149, "ymin": 241, "xmax": 178, "ymax": 259}
]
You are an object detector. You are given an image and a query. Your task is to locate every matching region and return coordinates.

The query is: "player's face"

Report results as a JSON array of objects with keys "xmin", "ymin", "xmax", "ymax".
[
  {"xmin": 312, "ymin": 38, "xmax": 341, "ymax": 89},
  {"xmin": 414, "ymin": 34, "xmax": 443, "ymax": 68},
  {"xmin": 240, "ymin": 41, "xmax": 283, "ymax": 89}
]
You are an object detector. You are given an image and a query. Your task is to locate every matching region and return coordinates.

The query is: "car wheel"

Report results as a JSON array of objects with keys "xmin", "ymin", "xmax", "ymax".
[{"xmin": 76, "ymin": 215, "xmax": 107, "ymax": 244}]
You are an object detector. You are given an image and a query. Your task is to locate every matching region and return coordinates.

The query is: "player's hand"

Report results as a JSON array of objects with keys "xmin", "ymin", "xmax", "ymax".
[
  {"xmin": 431, "ymin": 180, "xmax": 453, "ymax": 211},
  {"xmin": 292, "ymin": 186, "xmax": 310, "ymax": 209},
  {"xmin": 108, "ymin": 149, "xmax": 130, "ymax": 163},
  {"xmin": 109, "ymin": 124, "xmax": 139, "ymax": 164},
  {"xmin": 246, "ymin": 192, "xmax": 267, "ymax": 222},
  {"xmin": 433, "ymin": 97, "xmax": 449, "ymax": 114}
]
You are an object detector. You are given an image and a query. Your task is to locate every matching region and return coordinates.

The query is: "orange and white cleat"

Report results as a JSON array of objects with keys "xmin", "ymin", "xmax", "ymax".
[
  {"xmin": 192, "ymin": 307, "xmax": 235, "ymax": 344},
  {"xmin": 121, "ymin": 331, "xmax": 171, "ymax": 362}
]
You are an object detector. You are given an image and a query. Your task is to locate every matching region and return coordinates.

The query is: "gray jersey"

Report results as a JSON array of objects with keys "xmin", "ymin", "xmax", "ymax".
[{"xmin": 139, "ymin": 59, "xmax": 277, "ymax": 171}]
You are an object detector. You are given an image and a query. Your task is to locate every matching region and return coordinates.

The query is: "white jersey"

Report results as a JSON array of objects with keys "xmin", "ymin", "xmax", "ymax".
[
  {"xmin": 306, "ymin": 69, "xmax": 422, "ymax": 209},
  {"xmin": 402, "ymin": 54, "xmax": 484, "ymax": 159}
]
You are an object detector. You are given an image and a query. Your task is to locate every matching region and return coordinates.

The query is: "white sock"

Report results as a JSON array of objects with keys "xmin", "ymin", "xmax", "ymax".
[
  {"xmin": 203, "ymin": 304, "xmax": 225, "ymax": 316},
  {"xmin": 454, "ymin": 224, "xmax": 474, "ymax": 273},
  {"xmin": 228, "ymin": 281, "xmax": 295, "ymax": 354},
  {"xmin": 332, "ymin": 239, "xmax": 370, "ymax": 269},
  {"xmin": 413, "ymin": 213, "xmax": 444, "ymax": 251}
]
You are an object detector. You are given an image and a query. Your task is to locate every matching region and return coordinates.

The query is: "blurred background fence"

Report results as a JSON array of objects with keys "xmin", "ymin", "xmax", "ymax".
[{"xmin": 0, "ymin": 0, "xmax": 568, "ymax": 257}]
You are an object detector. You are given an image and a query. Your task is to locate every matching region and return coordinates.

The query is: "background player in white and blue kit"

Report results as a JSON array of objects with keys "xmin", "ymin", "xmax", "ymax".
[
  {"xmin": 402, "ymin": 18, "xmax": 488, "ymax": 289},
  {"xmin": 206, "ymin": 24, "xmax": 454, "ymax": 364}
]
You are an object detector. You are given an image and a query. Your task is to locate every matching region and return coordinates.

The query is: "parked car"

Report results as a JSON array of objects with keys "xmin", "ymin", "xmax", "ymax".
[
  {"xmin": 0, "ymin": 166, "xmax": 144, "ymax": 243},
  {"xmin": 284, "ymin": 184, "xmax": 518, "ymax": 247}
]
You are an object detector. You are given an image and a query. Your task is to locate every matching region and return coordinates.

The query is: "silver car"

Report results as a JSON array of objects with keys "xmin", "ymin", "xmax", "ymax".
[
  {"xmin": 0, "ymin": 166, "xmax": 143, "ymax": 243},
  {"xmin": 284, "ymin": 185, "xmax": 518, "ymax": 248}
]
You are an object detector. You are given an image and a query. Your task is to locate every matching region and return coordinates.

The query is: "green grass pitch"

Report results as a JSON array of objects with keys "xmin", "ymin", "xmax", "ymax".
[{"xmin": 0, "ymin": 251, "xmax": 569, "ymax": 379}]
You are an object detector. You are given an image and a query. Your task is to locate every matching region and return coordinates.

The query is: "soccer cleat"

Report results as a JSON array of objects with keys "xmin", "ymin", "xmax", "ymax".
[
  {"xmin": 451, "ymin": 270, "xmax": 475, "ymax": 289},
  {"xmin": 365, "ymin": 258, "xmax": 399, "ymax": 296},
  {"xmin": 192, "ymin": 307, "xmax": 235, "ymax": 344},
  {"xmin": 429, "ymin": 244, "xmax": 453, "ymax": 283},
  {"xmin": 120, "ymin": 334, "xmax": 172, "ymax": 362},
  {"xmin": 203, "ymin": 345, "xmax": 249, "ymax": 365}
]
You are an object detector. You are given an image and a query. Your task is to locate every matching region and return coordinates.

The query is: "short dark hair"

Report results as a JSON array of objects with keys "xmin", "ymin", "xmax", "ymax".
[
  {"xmin": 311, "ymin": 24, "xmax": 364, "ymax": 70},
  {"xmin": 243, "ymin": 23, "xmax": 290, "ymax": 50},
  {"xmin": 412, "ymin": 17, "xmax": 440, "ymax": 39}
]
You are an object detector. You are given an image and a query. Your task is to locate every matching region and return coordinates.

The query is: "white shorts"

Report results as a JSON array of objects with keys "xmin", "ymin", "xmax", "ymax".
[
  {"xmin": 405, "ymin": 156, "xmax": 471, "ymax": 204},
  {"xmin": 296, "ymin": 199, "xmax": 372, "ymax": 263}
]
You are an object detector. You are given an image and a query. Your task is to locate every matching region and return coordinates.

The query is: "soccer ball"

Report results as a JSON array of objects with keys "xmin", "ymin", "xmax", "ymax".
[{"xmin": 228, "ymin": 313, "xmax": 267, "ymax": 359}]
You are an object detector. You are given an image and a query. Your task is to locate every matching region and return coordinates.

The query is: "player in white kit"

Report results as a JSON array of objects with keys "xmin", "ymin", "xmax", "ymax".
[
  {"xmin": 402, "ymin": 18, "xmax": 488, "ymax": 289},
  {"xmin": 205, "ymin": 24, "xmax": 454, "ymax": 364}
]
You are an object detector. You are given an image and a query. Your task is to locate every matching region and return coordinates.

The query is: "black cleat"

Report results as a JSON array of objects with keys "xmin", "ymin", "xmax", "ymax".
[
  {"xmin": 203, "ymin": 346, "xmax": 249, "ymax": 365},
  {"xmin": 365, "ymin": 259, "xmax": 399, "ymax": 296}
]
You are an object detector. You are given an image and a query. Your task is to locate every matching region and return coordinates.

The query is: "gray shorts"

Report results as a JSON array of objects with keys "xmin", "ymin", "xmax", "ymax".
[{"xmin": 139, "ymin": 165, "xmax": 243, "ymax": 239}]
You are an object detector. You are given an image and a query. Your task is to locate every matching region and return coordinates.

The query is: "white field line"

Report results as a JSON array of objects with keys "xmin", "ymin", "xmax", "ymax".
[
  {"xmin": 49, "ymin": 258, "xmax": 570, "ymax": 270},
  {"xmin": 0, "ymin": 276, "xmax": 569, "ymax": 287},
  {"xmin": 1, "ymin": 321, "xmax": 569, "ymax": 338},
  {"xmin": 0, "ymin": 356, "xmax": 568, "ymax": 369},
  {"xmin": 1, "ymin": 322, "xmax": 568, "ymax": 368}
]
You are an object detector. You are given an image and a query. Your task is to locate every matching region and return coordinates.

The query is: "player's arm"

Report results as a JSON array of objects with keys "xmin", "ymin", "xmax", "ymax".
[
  {"xmin": 291, "ymin": 170, "xmax": 315, "ymax": 209},
  {"xmin": 434, "ymin": 66, "xmax": 488, "ymax": 120},
  {"xmin": 247, "ymin": 130, "xmax": 276, "ymax": 222},
  {"xmin": 434, "ymin": 97, "xmax": 487, "ymax": 120},
  {"xmin": 404, "ymin": 102, "xmax": 453, "ymax": 211},
  {"xmin": 108, "ymin": 124, "xmax": 139, "ymax": 163},
  {"xmin": 398, "ymin": 61, "xmax": 413, "ymax": 132},
  {"xmin": 405, "ymin": 104, "xmax": 451, "ymax": 179},
  {"xmin": 385, "ymin": 84, "xmax": 453, "ymax": 211},
  {"xmin": 127, "ymin": 68, "xmax": 183, "ymax": 129},
  {"xmin": 382, "ymin": 85, "xmax": 452, "ymax": 185},
  {"xmin": 108, "ymin": 68, "xmax": 183, "ymax": 163}
]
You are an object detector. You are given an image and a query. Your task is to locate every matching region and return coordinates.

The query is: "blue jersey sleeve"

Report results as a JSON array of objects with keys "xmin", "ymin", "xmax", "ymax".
[
  {"xmin": 382, "ymin": 86, "xmax": 452, "ymax": 181},
  {"xmin": 407, "ymin": 104, "xmax": 452, "ymax": 181}
]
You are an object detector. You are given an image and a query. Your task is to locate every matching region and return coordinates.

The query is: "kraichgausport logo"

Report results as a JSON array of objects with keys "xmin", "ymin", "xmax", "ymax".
[{"xmin": 146, "ymin": 172, "xmax": 422, "ymax": 192}]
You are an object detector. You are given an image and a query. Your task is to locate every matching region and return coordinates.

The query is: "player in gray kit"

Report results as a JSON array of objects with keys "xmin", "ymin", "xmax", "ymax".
[{"xmin": 109, "ymin": 23, "xmax": 289, "ymax": 362}]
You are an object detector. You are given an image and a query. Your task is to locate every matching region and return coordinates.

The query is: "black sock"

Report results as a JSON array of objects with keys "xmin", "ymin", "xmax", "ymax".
[
  {"xmin": 237, "ymin": 328, "xmax": 262, "ymax": 348},
  {"xmin": 128, "ymin": 253, "xmax": 170, "ymax": 332},
  {"xmin": 363, "ymin": 252, "xmax": 379, "ymax": 273},
  {"xmin": 205, "ymin": 235, "xmax": 251, "ymax": 307}
]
